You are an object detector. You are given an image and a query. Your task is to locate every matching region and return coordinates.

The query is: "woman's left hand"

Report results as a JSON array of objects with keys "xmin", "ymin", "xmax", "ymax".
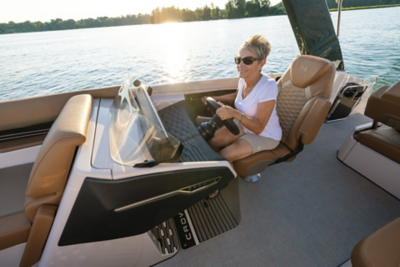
[{"xmin": 216, "ymin": 102, "xmax": 238, "ymax": 121}]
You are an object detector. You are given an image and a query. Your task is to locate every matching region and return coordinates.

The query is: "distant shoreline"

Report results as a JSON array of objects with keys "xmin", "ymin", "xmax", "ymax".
[
  {"xmin": 0, "ymin": 3, "xmax": 286, "ymax": 35},
  {"xmin": 1, "ymin": 3, "xmax": 399, "ymax": 35},
  {"xmin": 330, "ymin": 3, "xmax": 400, "ymax": 11}
]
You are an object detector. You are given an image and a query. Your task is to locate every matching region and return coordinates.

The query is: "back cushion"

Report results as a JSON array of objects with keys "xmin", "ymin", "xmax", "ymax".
[{"xmin": 24, "ymin": 94, "xmax": 92, "ymax": 220}]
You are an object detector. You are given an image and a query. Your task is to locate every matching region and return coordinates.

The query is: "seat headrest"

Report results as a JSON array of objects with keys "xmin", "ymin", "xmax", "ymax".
[{"xmin": 290, "ymin": 55, "xmax": 334, "ymax": 88}]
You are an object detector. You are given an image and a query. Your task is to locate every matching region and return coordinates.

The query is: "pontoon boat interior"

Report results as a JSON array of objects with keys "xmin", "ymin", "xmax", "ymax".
[{"xmin": 1, "ymin": 0, "xmax": 400, "ymax": 266}]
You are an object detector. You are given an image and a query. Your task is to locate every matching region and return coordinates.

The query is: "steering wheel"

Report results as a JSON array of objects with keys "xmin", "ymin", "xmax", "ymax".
[{"xmin": 206, "ymin": 97, "xmax": 240, "ymax": 135}]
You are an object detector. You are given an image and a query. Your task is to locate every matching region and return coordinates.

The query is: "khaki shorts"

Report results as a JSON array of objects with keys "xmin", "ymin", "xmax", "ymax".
[{"xmin": 235, "ymin": 120, "xmax": 280, "ymax": 154}]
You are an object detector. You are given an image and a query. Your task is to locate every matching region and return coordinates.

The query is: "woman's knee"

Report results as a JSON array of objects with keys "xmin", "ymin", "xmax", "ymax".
[
  {"xmin": 220, "ymin": 140, "xmax": 253, "ymax": 162},
  {"xmin": 209, "ymin": 134, "xmax": 226, "ymax": 148},
  {"xmin": 209, "ymin": 128, "xmax": 229, "ymax": 148},
  {"xmin": 208, "ymin": 139, "xmax": 222, "ymax": 151},
  {"xmin": 219, "ymin": 147, "xmax": 230, "ymax": 159}
]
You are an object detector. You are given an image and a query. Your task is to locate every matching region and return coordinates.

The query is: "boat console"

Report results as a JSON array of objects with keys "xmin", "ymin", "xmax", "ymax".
[{"xmin": 36, "ymin": 77, "xmax": 239, "ymax": 266}]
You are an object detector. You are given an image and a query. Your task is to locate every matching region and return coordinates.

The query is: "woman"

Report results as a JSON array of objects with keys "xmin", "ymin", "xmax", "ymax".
[{"xmin": 203, "ymin": 35, "xmax": 282, "ymax": 198}]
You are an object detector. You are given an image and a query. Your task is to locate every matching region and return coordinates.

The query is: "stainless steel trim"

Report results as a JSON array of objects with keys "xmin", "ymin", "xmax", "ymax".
[
  {"xmin": 325, "ymin": 117, "xmax": 348, "ymax": 123},
  {"xmin": 114, "ymin": 177, "xmax": 221, "ymax": 212},
  {"xmin": 336, "ymin": 0, "xmax": 342, "ymax": 37},
  {"xmin": 0, "ymin": 128, "xmax": 49, "ymax": 138},
  {"xmin": 0, "ymin": 130, "xmax": 49, "ymax": 142},
  {"xmin": 0, "ymin": 128, "xmax": 49, "ymax": 137},
  {"xmin": 115, "ymin": 190, "xmax": 178, "ymax": 212},
  {"xmin": 241, "ymin": 173, "xmax": 261, "ymax": 183},
  {"xmin": 179, "ymin": 182, "xmax": 216, "ymax": 194}
]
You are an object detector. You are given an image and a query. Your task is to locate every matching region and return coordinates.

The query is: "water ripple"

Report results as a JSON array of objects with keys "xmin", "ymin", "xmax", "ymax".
[{"xmin": 1, "ymin": 7, "xmax": 399, "ymax": 101}]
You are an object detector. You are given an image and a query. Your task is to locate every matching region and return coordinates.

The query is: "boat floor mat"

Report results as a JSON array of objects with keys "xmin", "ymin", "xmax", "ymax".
[{"xmin": 173, "ymin": 194, "xmax": 239, "ymax": 250}]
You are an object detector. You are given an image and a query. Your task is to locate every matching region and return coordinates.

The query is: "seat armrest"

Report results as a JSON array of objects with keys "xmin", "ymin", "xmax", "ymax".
[
  {"xmin": 365, "ymin": 82, "xmax": 400, "ymax": 123},
  {"xmin": 20, "ymin": 205, "xmax": 57, "ymax": 267},
  {"xmin": 0, "ymin": 212, "xmax": 31, "ymax": 250},
  {"xmin": 298, "ymin": 98, "xmax": 331, "ymax": 145}
]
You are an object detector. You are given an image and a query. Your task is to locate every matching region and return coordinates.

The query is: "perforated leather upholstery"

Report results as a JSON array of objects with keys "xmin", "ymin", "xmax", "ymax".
[{"xmin": 234, "ymin": 55, "xmax": 335, "ymax": 176}]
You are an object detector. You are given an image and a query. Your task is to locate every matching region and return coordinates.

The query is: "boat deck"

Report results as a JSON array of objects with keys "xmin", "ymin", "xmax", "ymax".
[{"xmin": 158, "ymin": 113, "xmax": 400, "ymax": 267}]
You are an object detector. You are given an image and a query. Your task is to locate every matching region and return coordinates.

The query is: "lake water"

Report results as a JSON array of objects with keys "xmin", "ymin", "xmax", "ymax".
[{"xmin": 0, "ymin": 7, "xmax": 399, "ymax": 101}]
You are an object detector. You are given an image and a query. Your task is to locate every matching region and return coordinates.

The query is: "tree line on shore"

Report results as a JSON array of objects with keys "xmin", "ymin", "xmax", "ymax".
[
  {"xmin": 326, "ymin": 0, "xmax": 400, "ymax": 8},
  {"xmin": 1, "ymin": 0, "xmax": 399, "ymax": 34},
  {"xmin": 0, "ymin": 0, "xmax": 285, "ymax": 34}
]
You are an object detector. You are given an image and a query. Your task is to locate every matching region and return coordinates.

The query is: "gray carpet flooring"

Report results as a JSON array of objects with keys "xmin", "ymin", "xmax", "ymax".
[{"xmin": 157, "ymin": 113, "xmax": 400, "ymax": 267}]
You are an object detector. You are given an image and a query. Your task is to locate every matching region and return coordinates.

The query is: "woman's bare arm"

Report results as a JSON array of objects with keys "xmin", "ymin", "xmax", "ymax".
[
  {"xmin": 201, "ymin": 91, "xmax": 237, "ymax": 105},
  {"xmin": 216, "ymin": 100, "xmax": 275, "ymax": 135}
]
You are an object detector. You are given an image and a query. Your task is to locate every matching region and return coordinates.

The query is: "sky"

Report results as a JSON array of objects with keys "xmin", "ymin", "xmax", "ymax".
[{"xmin": 1, "ymin": 0, "xmax": 281, "ymax": 23}]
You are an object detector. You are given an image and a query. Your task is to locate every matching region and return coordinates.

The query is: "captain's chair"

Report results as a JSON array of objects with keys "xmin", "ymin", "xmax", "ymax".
[
  {"xmin": 234, "ymin": 55, "xmax": 335, "ymax": 180},
  {"xmin": 0, "ymin": 94, "xmax": 92, "ymax": 267}
]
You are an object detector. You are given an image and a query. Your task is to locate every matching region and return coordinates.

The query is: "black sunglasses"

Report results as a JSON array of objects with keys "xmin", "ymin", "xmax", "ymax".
[{"xmin": 234, "ymin": 56, "xmax": 261, "ymax": 65}]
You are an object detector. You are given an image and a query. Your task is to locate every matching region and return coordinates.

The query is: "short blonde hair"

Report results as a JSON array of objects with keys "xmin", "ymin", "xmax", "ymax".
[{"xmin": 239, "ymin": 35, "xmax": 271, "ymax": 59}]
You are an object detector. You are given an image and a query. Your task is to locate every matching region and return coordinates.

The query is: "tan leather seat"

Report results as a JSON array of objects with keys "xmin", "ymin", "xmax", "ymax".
[
  {"xmin": 0, "ymin": 94, "xmax": 92, "ymax": 267},
  {"xmin": 355, "ymin": 126, "xmax": 400, "ymax": 164},
  {"xmin": 351, "ymin": 217, "xmax": 400, "ymax": 267},
  {"xmin": 234, "ymin": 55, "xmax": 335, "ymax": 176},
  {"xmin": 354, "ymin": 82, "xmax": 400, "ymax": 164}
]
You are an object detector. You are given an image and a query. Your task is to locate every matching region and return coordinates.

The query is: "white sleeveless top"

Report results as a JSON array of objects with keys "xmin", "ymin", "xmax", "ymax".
[{"xmin": 234, "ymin": 75, "xmax": 282, "ymax": 141}]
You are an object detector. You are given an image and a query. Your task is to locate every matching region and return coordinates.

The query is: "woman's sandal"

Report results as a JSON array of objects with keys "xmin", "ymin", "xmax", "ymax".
[{"xmin": 208, "ymin": 189, "xmax": 219, "ymax": 199}]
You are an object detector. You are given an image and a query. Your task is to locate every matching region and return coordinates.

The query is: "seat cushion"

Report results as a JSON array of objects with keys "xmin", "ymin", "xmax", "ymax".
[
  {"xmin": 234, "ymin": 144, "xmax": 291, "ymax": 176},
  {"xmin": 351, "ymin": 217, "xmax": 400, "ymax": 267},
  {"xmin": 355, "ymin": 125, "xmax": 400, "ymax": 164}
]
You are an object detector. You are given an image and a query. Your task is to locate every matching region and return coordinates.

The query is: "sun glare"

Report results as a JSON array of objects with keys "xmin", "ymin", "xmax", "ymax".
[{"xmin": 157, "ymin": 23, "xmax": 189, "ymax": 83}]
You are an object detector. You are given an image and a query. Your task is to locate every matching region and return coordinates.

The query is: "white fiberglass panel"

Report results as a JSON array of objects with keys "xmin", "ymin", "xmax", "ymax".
[
  {"xmin": 337, "ymin": 122, "xmax": 373, "ymax": 161},
  {"xmin": 40, "ymin": 98, "xmax": 113, "ymax": 266},
  {"xmin": 343, "ymin": 143, "xmax": 400, "ymax": 199},
  {"xmin": 40, "ymin": 97, "xmax": 178, "ymax": 265},
  {"xmin": 0, "ymin": 145, "xmax": 41, "ymax": 169},
  {"xmin": 0, "ymin": 243, "xmax": 26, "ymax": 266}
]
